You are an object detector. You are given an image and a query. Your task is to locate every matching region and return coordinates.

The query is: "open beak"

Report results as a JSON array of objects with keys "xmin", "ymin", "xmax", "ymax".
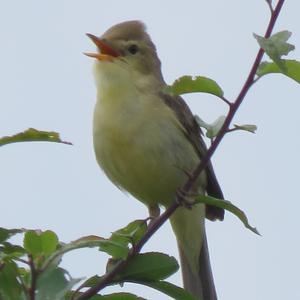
[{"xmin": 84, "ymin": 33, "xmax": 119, "ymax": 61}]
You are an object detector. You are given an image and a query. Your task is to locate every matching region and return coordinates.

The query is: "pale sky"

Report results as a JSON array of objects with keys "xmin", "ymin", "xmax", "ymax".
[{"xmin": 1, "ymin": 1, "xmax": 300, "ymax": 299}]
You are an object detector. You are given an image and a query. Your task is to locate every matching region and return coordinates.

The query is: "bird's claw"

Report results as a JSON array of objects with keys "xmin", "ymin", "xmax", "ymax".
[{"xmin": 175, "ymin": 189, "xmax": 195, "ymax": 209}]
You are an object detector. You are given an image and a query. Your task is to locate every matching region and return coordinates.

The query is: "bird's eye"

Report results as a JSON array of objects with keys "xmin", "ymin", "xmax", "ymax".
[{"xmin": 128, "ymin": 44, "xmax": 139, "ymax": 55}]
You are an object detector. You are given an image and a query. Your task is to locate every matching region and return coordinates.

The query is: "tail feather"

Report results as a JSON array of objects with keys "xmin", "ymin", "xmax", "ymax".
[
  {"xmin": 178, "ymin": 232, "xmax": 217, "ymax": 300},
  {"xmin": 178, "ymin": 245, "xmax": 204, "ymax": 298},
  {"xmin": 198, "ymin": 233, "xmax": 217, "ymax": 300},
  {"xmin": 169, "ymin": 205, "xmax": 217, "ymax": 300}
]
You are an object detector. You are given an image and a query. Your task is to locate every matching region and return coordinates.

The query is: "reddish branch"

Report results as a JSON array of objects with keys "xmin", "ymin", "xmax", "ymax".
[
  {"xmin": 28, "ymin": 255, "xmax": 37, "ymax": 300},
  {"xmin": 74, "ymin": 1, "xmax": 285, "ymax": 299}
]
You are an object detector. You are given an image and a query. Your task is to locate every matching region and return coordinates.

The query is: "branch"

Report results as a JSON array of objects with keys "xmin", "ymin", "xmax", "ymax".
[
  {"xmin": 28, "ymin": 255, "xmax": 37, "ymax": 300},
  {"xmin": 266, "ymin": 0, "xmax": 274, "ymax": 14},
  {"xmin": 74, "ymin": 1, "xmax": 285, "ymax": 299},
  {"xmin": 180, "ymin": 0, "xmax": 284, "ymax": 195}
]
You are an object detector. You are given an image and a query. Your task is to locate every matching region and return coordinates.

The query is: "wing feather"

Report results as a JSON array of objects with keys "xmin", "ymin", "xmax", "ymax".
[{"xmin": 160, "ymin": 92, "xmax": 224, "ymax": 221}]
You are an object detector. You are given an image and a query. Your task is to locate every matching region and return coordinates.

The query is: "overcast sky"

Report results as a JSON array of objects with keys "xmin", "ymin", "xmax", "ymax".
[{"xmin": 1, "ymin": 1, "xmax": 300, "ymax": 299}]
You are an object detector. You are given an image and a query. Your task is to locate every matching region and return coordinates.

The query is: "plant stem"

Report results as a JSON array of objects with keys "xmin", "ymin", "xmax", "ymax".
[
  {"xmin": 28, "ymin": 255, "xmax": 37, "ymax": 300},
  {"xmin": 181, "ymin": 0, "xmax": 284, "ymax": 195}
]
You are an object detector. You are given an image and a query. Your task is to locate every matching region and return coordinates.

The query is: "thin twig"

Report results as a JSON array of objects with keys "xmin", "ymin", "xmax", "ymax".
[
  {"xmin": 220, "ymin": 96, "xmax": 232, "ymax": 106},
  {"xmin": 13, "ymin": 257, "xmax": 30, "ymax": 265},
  {"xmin": 17, "ymin": 274, "xmax": 29, "ymax": 299},
  {"xmin": 28, "ymin": 255, "xmax": 37, "ymax": 300},
  {"xmin": 74, "ymin": 1, "xmax": 285, "ymax": 299},
  {"xmin": 180, "ymin": 0, "xmax": 284, "ymax": 196},
  {"xmin": 73, "ymin": 203, "xmax": 179, "ymax": 300},
  {"xmin": 266, "ymin": 0, "xmax": 274, "ymax": 14},
  {"xmin": 226, "ymin": 127, "xmax": 239, "ymax": 133}
]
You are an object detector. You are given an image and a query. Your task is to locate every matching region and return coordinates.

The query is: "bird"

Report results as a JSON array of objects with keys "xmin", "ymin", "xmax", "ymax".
[{"xmin": 86, "ymin": 20, "xmax": 224, "ymax": 300}]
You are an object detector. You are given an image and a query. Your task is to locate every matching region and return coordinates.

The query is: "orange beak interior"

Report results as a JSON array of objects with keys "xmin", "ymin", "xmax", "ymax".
[{"xmin": 85, "ymin": 33, "xmax": 119, "ymax": 61}]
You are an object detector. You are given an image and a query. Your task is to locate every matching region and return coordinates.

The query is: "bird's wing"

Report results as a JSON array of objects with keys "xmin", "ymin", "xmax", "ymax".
[{"xmin": 160, "ymin": 91, "xmax": 224, "ymax": 221}]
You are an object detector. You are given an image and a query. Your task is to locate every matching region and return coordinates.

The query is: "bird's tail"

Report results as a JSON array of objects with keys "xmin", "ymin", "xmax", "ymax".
[
  {"xmin": 169, "ymin": 205, "xmax": 217, "ymax": 300},
  {"xmin": 178, "ymin": 232, "xmax": 217, "ymax": 300}
]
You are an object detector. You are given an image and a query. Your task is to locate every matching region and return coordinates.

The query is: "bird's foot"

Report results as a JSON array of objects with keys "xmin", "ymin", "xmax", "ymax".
[
  {"xmin": 147, "ymin": 205, "xmax": 161, "ymax": 227},
  {"xmin": 175, "ymin": 189, "xmax": 197, "ymax": 209}
]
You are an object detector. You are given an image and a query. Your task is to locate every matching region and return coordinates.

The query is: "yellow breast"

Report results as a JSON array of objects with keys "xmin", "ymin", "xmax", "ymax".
[{"xmin": 92, "ymin": 60, "xmax": 204, "ymax": 207}]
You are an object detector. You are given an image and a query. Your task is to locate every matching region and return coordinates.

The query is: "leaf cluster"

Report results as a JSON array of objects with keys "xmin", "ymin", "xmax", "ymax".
[{"xmin": 0, "ymin": 223, "xmax": 197, "ymax": 300}]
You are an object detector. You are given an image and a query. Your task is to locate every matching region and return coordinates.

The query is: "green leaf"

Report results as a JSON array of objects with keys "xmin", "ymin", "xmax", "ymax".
[
  {"xmin": 24, "ymin": 230, "xmax": 42, "ymax": 255},
  {"xmin": 0, "ymin": 128, "xmax": 72, "ymax": 147},
  {"xmin": 195, "ymin": 195, "xmax": 260, "ymax": 235},
  {"xmin": 0, "ymin": 261, "xmax": 26, "ymax": 300},
  {"xmin": 23, "ymin": 230, "xmax": 59, "ymax": 257},
  {"xmin": 0, "ymin": 228, "xmax": 24, "ymax": 243},
  {"xmin": 254, "ymin": 31, "xmax": 295, "ymax": 71},
  {"xmin": 257, "ymin": 59, "xmax": 300, "ymax": 84},
  {"xmin": 63, "ymin": 235, "xmax": 106, "ymax": 251},
  {"xmin": 165, "ymin": 76, "xmax": 224, "ymax": 97},
  {"xmin": 77, "ymin": 274, "xmax": 100, "ymax": 288},
  {"xmin": 142, "ymin": 281, "xmax": 198, "ymax": 300},
  {"xmin": 233, "ymin": 124, "xmax": 257, "ymax": 133},
  {"xmin": 206, "ymin": 116, "xmax": 226, "ymax": 138},
  {"xmin": 195, "ymin": 115, "xmax": 226, "ymax": 138},
  {"xmin": 97, "ymin": 220, "xmax": 147, "ymax": 259},
  {"xmin": 117, "ymin": 252, "xmax": 179, "ymax": 282},
  {"xmin": 80, "ymin": 271, "xmax": 188, "ymax": 300},
  {"xmin": 97, "ymin": 293, "xmax": 145, "ymax": 300},
  {"xmin": 40, "ymin": 231, "xmax": 59, "ymax": 255},
  {"xmin": 41, "ymin": 235, "xmax": 110, "ymax": 271},
  {"xmin": 36, "ymin": 267, "xmax": 81, "ymax": 300},
  {"xmin": 67, "ymin": 292, "xmax": 145, "ymax": 300},
  {"xmin": 80, "ymin": 270, "xmax": 191, "ymax": 300},
  {"xmin": 110, "ymin": 220, "xmax": 148, "ymax": 247},
  {"xmin": 0, "ymin": 242, "xmax": 26, "ymax": 259},
  {"xmin": 98, "ymin": 240, "xmax": 129, "ymax": 260}
]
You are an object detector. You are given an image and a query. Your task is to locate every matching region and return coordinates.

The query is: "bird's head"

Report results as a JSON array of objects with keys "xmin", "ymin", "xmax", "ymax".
[{"xmin": 85, "ymin": 20, "xmax": 164, "ymax": 90}]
